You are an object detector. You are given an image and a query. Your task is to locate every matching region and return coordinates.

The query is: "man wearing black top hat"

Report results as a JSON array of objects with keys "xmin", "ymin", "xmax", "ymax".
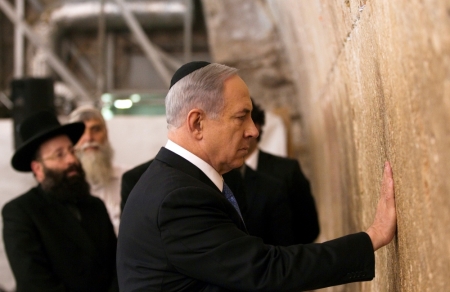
[
  {"xmin": 2, "ymin": 110, "xmax": 118, "ymax": 292},
  {"xmin": 117, "ymin": 61, "xmax": 397, "ymax": 291}
]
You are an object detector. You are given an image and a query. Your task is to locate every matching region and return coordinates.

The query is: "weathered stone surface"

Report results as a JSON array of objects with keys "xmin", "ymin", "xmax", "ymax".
[{"xmin": 204, "ymin": 0, "xmax": 450, "ymax": 291}]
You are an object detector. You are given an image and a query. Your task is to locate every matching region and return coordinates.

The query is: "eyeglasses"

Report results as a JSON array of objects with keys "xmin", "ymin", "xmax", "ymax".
[{"xmin": 40, "ymin": 147, "xmax": 76, "ymax": 162}]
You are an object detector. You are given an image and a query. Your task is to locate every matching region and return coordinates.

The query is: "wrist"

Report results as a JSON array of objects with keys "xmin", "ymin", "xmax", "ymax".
[{"xmin": 365, "ymin": 227, "xmax": 382, "ymax": 251}]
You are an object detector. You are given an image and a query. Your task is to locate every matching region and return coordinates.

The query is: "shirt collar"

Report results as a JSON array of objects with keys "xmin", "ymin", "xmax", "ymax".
[
  {"xmin": 165, "ymin": 140, "xmax": 224, "ymax": 191},
  {"xmin": 245, "ymin": 148, "xmax": 259, "ymax": 171}
]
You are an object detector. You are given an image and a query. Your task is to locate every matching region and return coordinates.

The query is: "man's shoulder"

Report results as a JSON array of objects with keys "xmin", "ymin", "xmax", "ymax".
[
  {"xmin": 144, "ymin": 159, "xmax": 211, "ymax": 188},
  {"xmin": 2, "ymin": 186, "xmax": 42, "ymax": 215},
  {"xmin": 123, "ymin": 160, "xmax": 153, "ymax": 179},
  {"xmin": 259, "ymin": 150, "xmax": 299, "ymax": 167},
  {"xmin": 131, "ymin": 157, "xmax": 218, "ymax": 201},
  {"xmin": 84, "ymin": 193, "xmax": 109, "ymax": 205},
  {"xmin": 124, "ymin": 159, "xmax": 221, "ymax": 219},
  {"xmin": 113, "ymin": 163, "xmax": 133, "ymax": 178},
  {"xmin": 129, "ymin": 148, "xmax": 219, "ymax": 197},
  {"xmin": 252, "ymin": 168, "xmax": 284, "ymax": 186},
  {"xmin": 4, "ymin": 186, "xmax": 40, "ymax": 203}
]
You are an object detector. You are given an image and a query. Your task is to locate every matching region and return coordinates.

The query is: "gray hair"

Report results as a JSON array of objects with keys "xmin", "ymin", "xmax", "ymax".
[
  {"xmin": 165, "ymin": 63, "xmax": 239, "ymax": 128},
  {"xmin": 69, "ymin": 105, "xmax": 105, "ymax": 125}
]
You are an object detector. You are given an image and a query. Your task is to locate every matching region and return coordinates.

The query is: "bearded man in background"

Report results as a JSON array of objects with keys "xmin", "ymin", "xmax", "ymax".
[
  {"xmin": 69, "ymin": 106, "xmax": 128, "ymax": 235},
  {"xmin": 2, "ymin": 110, "xmax": 117, "ymax": 291}
]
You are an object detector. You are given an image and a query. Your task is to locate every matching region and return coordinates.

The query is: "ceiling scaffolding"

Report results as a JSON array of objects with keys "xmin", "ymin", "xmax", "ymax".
[{"xmin": 0, "ymin": 0, "xmax": 192, "ymax": 103}]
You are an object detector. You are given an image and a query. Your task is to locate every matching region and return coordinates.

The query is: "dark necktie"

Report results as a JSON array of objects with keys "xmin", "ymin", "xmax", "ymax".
[{"xmin": 222, "ymin": 182, "xmax": 244, "ymax": 223}]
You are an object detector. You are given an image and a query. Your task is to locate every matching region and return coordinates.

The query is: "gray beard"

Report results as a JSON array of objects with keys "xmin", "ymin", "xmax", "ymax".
[{"xmin": 77, "ymin": 141, "xmax": 114, "ymax": 186}]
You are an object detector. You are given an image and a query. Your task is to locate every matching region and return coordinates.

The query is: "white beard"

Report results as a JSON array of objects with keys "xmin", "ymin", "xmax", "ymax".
[{"xmin": 76, "ymin": 141, "xmax": 114, "ymax": 186}]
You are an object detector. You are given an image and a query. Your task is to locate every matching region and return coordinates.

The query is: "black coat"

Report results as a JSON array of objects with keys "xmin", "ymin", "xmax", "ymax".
[
  {"xmin": 223, "ymin": 168, "xmax": 294, "ymax": 246},
  {"xmin": 2, "ymin": 186, "xmax": 118, "ymax": 292},
  {"xmin": 257, "ymin": 150, "xmax": 320, "ymax": 244},
  {"xmin": 121, "ymin": 160, "xmax": 153, "ymax": 212},
  {"xmin": 122, "ymin": 161, "xmax": 294, "ymax": 246},
  {"xmin": 117, "ymin": 147, "xmax": 375, "ymax": 291}
]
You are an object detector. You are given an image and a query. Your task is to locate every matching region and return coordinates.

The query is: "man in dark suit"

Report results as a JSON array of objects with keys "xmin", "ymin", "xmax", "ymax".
[
  {"xmin": 122, "ymin": 161, "xmax": 293, "ymax": 246},
  {"xmin": 246, "ymin": 99, "xmax": 320, "ymax": 244},
  {"xmin": 224, "ymin": 167, "xmax": 295, "ymax": 246},
  {"xmin": 2, "ymin": 110, "xmax": 118, "ymax": 292},
  {"xmin": 117, "ymin": 61, "xmax": 397, "ymax": 291},
  {"xmin": 120, "ymin": 160, "xmax": 152, "ymax": 212}
]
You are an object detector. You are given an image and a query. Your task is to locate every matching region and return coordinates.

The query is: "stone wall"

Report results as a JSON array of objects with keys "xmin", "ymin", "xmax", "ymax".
[{"xmin": 203, "ymin": 0, "xmax": 450, "ymax": 291}]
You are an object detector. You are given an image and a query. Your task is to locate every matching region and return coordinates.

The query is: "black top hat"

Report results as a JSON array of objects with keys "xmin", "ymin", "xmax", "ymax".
[{"xmin": 11, "ymin": 110, "xmax": 85, "ymax": 172}]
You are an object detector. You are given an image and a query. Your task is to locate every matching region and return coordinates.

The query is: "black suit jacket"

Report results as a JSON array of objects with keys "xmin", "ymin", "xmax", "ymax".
[
  {"xmin": 121, "ymin": 160, "xmax": 153, "ymax": 212},
  {"xmin": 2, "ymin": 186, "xmax": 118, "ymax": 292},
  {"xmin": 117, "ymin": 147, "xmax": 375, "ymax": 291},
  {"xmin": 257, "ymin": 150, "xmax": 320, "ymax": 244},
  {"xmin": 123, "ymin": 162, "xmax": 293, "ymax": 246},
  {"xmin": 122, "ymin": 160, "xmax": 246, "ymax": 215},
  {"xmin": 223, "ymin": 168, "xmax": 294, "ymax": 246}
]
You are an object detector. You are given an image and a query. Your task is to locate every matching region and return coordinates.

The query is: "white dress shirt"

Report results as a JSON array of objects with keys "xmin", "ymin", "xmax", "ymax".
[
  {"xmin": 165, "ymin": 140, "xmax": 224, "ymax": 192},
  {"xmin": 90, "ymin": 164, "xmax": 128, "ymax": 236}
]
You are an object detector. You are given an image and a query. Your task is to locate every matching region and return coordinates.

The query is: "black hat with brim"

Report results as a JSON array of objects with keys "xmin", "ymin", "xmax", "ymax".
[{"xmin": 11, "ymin": 110, "xmax": 85, "ymax": 172}]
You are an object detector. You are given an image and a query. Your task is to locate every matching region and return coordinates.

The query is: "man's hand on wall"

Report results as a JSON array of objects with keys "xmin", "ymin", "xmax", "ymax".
[{"xmin": 366, "ymin": 161, "xmax": 397, "ymax": 251}]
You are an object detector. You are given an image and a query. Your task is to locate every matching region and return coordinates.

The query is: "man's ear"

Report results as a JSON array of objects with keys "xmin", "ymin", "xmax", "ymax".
[
  {"xmin": 186, "ymin": 109, "xmax": 204, "ymax": 139},
  {"xmin": 31, "ymin": 160, "xmax": 44, "ymax": 183}
]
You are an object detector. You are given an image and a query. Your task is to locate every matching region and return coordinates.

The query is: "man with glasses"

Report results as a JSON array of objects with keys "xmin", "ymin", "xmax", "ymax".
[{"xmin": 2, "ymin": 110, "xmax": 118, "ymax": 292}]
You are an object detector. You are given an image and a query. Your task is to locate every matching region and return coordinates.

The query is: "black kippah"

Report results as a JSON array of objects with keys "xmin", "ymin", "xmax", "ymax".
[{"xmin": 170, "ymin": 61, "xmax": 211, "ymax": 89}]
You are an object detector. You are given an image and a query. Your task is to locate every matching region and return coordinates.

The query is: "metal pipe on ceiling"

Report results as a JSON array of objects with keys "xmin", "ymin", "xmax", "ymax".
[
  {"xmin": 111, "ymin": 0, "xmax": 173, "ymax": 87},
  {"xmin": 97, "ymin": 0, "xmax": 107, "ymax": 95},
  {"xmin": 50, "ymin": 1, "xmax": 187, "ymax": 31},
  {"xmin": 0, "ymin": 0, "xmax": 91, "ymax": 101},
  {"xmin": 48, "ymin": 0, "xmax": 190, "ymax": 88},
  {"xmin": 13, "ymin": 0, "xmax": 24, "ymax": 78},
  {"xmin": 183, "ymin": 0, "xmax": 192, "ymax": 63}
]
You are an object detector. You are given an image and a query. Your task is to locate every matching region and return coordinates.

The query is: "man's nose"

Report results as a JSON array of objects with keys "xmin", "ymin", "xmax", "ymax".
[
  {"xmin": 246, "ymin": 120, "xmax": 259, "ymax": 139},
  {"xmin": 65, "ymin": 150, "xmax": 78, "ymax": 164},
  {"xmin": 79, "ymin": 131, "xmax": 93, "ymax": 145}
]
